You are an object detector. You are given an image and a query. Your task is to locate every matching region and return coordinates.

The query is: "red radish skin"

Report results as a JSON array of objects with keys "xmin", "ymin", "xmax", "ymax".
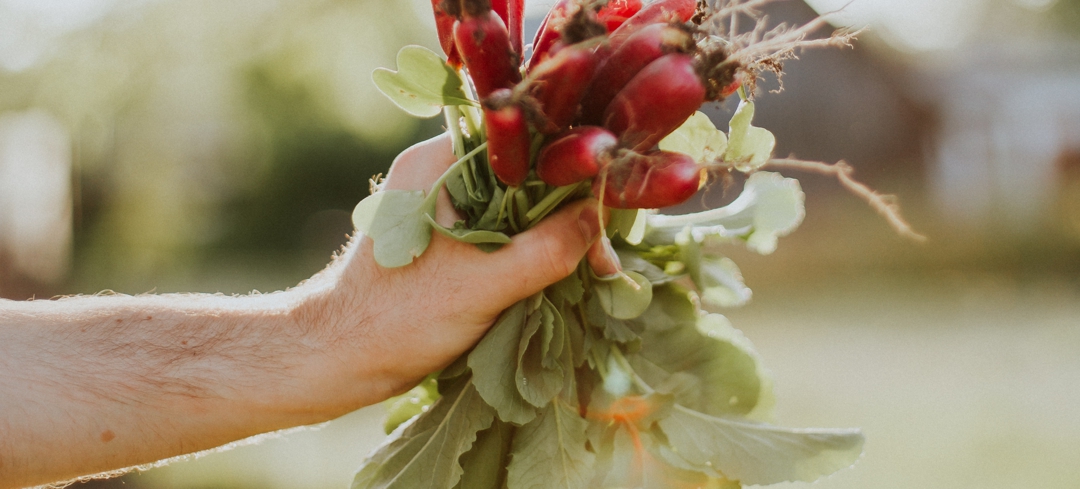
[
  {"xmin": 603, "ymin": 53, "xmax": 706, "ymax": 151},
  {"xmin": 597, "ymin": 0, "xmax": 643, "ymax": 33},
  {"xmin": 608, "ymin": 0, "xmax": 696, "ymax": 48},
  {"xmin": 484, "ymin": 89, "xmax": 531, "ymax": 186},
  {"xmin": 536, "ymin": 126, "xmax": 618, "ymax": 187},
  {"xmin": 595, "ymin": 150, "xmax": 703, "ymax": 209},
  {"xmin": 492, "ymin": 0, "xmax": 525, "ymax": 57},
  {"xmin": 527, "ymin": 0, "xmax": 573, "ymax": 71},
  {"xmin": 433, "ymin": 0, "xmax": 462, "ymax": 67},
  {"xmin": 454, "ymin": 10, "xmax": 521, "ymax": 99},
  {"xmin": 580, "ymin": 23, "xmax": 694, "ymax": 125},
  {"xmin": 526, "ymin": 42, "xmax": 602, "ymax": 133}
]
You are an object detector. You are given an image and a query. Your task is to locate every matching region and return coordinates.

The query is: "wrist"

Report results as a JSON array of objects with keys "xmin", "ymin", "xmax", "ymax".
[{"xmin": 287, "ymin": 236, "xmax": 409, "ymax": 420}]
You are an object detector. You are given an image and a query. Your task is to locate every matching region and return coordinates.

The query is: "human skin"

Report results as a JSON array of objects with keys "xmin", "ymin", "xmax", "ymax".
[{"xmin": 0, "ymin": 134, "xmax": 609, "ymax": 488}]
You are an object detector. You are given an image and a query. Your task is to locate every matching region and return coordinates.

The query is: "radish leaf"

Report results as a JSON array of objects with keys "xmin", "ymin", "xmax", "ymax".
[
  {"xmin": 628, "ymin": 286, "xmax": 763, "ymax": 417},
  {"xmin": 373, "ymin": 45, "xmax": 474, "ymax": 118},
  {"xmin": 426, "ymin": 215, "xmax": 512, "ymax": 247},
  {"xmin": 506, "ymin": 402, "xmax": 594, "ymax": 489},
  {"xmin": 724, "ymin": 101, "xmax": 776, "ymax": 172},
  {"xmin": 658, "ymin": 405, "xmax": 864, "ymax": 485},
  {"xmin": 352, "ymin": 376, "xmax": 494, "ymax": 489},
  {"xmin": 515, "ymin": 297, "xmax": 566, "ymax": 407},
  {"xmin": 592, "ymin": 271, "xmax": 653, "ymax": 320},
  {"xmin": 352, "ymin": 189, "xmax": 433, "ymax": 268},
  {"xmin": 644, "ymin": 172, "xmax": 805, "ymax": 255},
  {"xmin": 468, "ymin": 300, "xmax": 538, "ymax": 425},
  {"xmin": 659, "ymin": 111, "xmax": 728, "ymax": 164}
]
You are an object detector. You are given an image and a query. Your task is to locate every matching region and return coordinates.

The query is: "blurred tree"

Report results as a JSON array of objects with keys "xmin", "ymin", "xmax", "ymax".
[{"xmin": 0, "ymin": 0, "xmax": 444, "ymax": 294}]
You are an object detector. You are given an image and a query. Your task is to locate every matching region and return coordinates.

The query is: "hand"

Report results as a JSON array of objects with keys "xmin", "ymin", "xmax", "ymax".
[
  {"xmin": 294, "ymin": 133, "xmax": 608, "ymax": 417},
  {"xmin": 0, "ymin": 133, "xmax": 608, "ymax": 488}
]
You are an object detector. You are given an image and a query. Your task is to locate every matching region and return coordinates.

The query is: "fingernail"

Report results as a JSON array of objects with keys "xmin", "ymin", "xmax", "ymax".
[
  {"xmin": 577, "ymin": 205, "xmax": 602, "ymax": 242},
  {"xmin": 587, "ymin": 236, "xmax": 623, "ymax": 277}
]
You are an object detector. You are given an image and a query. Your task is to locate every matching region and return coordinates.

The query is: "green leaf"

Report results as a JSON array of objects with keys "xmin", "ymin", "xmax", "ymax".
[
  {"xmin": 561, "ymin": 301, "xmax": 587, "ymax": 369},
  {"xmin": 644, "ymin": 172, "xmax": 805, "ymax": 255},
  {"xmin": 592, "ymin": 270, "xmax": 653, "ymax": 320},
  {"xmin": 352, "ymin": 190, "xmax": 434, "ymax": 268},
  {"xmin": 507, "ymin": 402, "xmax": 595, "ymax": 489},
  {"xmin": 628, "ymin": 286, "xmax": 763, "ymax": 417},
  {"xmin": 724, "ymin": 100, "xmax": 775, "ymax": 172},
  {"xmin": 606, "ymin": 209, "xmax": 638, "ymax": 240},
  {"xmin": 372, "ymin": 45, "xmax": 474, "ymax": 118},
  {"xmin": 696, "ymin": 314, "xmax": 775, "ymax": 422},
  {"xmin": 426, "ymin": 215, "xmax": 513, "ymax": 247},
  {"xmin": 468, "ymin": 300, "xmax": 538, "ymax": 425},
  {"xmin": 548, "ymin": 272, "xmax": 585, "ymax": 307},
  {"xmin": 585, "ymin": 297, "xmax": 642, "ymax": 348},
  {"xmin": 678, "ymin": 232, "xmax": 751, "ymax": 308},
  {"xmin": 454, "ymin": 420, "xmax": 513, "ymax": 489},
  {"xmin": 615, "ymin": 249, "xmax": 676, "ymax": 285},
  {"xmin": 383, "ymin": 376, "xmax": 440, "ymax": 434},
  {"xmin": 516, "ymin": 298, "xmax": 566, "ymax": 407},
  {"xmin": 660, "ymin": 111, "xmax": 728, "ymax": 164},
  {"xmin": 658, "ymin": 404, "xmax": 864, "ymax": 485},
  {"xmin": 353, "ymin": 376, "xmax": 495, "ymax": 489},
  {"xmin": 697, "ymin": 257, "xmax": 752, "ymax": 308}
]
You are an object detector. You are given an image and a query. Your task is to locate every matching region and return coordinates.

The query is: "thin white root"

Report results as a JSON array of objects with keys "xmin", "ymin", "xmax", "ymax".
[{"xmin": 765, "ymin": 158, "xmax": 928, "ymax": 243}]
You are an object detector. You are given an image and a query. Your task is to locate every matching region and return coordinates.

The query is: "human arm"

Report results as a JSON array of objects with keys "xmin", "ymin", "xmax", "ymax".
[{"xmin": 0, "ymin": 134, "xmax": 609, "ymax": 488}]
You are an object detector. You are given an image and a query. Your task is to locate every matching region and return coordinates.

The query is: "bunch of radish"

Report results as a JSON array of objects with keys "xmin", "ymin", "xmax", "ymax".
[
  {"xmin": 351, "ymin": 2, "xmax": 876, "ymax": 488},
  {"xmin": 441, "ymin": 0, "xmax": 737, "ymax": 210}
]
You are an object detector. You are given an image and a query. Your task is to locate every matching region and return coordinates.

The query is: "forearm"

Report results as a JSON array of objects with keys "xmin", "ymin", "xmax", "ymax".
[{"xmin": 0, "ymin": 286, "xmax": 347, "ymax": 488}]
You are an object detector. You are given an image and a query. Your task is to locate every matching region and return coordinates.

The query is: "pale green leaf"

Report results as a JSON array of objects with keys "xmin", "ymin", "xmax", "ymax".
[
  {"xmin": 615, "ymin": 249, "xmax": 676, "ymax": 285},
  {"xmin": 659, "ymin": 405, "xmax": 864, "ymax": 485},
  {"xmin": 660, "ymin": 111, "xmax": 728, "ymax": 164},
  {"xmin": 454, "ymin": 420, "xmax": 513, "ymax": 489},
  {"xmin": 607, "ymin": 208, "xmax": 639, "ymax": 240},
  {"xmin": 602, "ymin": 354, "xmax": 632, "ymax": 397},
  {"xmin": 644, "ymin": 172, "xmax": 805, "ymax": 255},
  {"xmin": 628, "ymin": 286, "xmax": 763, "ymax": 417},
  {"xmin": 426, "ymin": 215, "xmax": 512, "ymax": 246},
  {"xmin": 724, "ymin": 100, "xmax": 775, "ymax": 172},
  {"xmin": 352, "ymin": 190, "xmax": 433, "ymax": 268},
  {"xmin": 592, "ymin": 270, "xmax": 653, "ymax": 320},
  {"xmin": 548, "ymin": 273, "xmax": 585, "ymax": 307},
  {"xmin": 693, "ymin": 255, "xmax": 752, "ymax": 308},
  {"xmin": 561, "ymin": 301, "xmax": 587, "ymax": 369},
  {"xmin": 697, "ymin": 314, "xmax": 775, "ymax": 422},
  {"xmin": 625, "ymin": 208, "xmax": 648, "ymax": 245},
  {"xmin": 353, "ymin": 376, "xmax": 495, "ymax": 489},
  {"xmin": 468, "ymin": 301, "xmax": 538, "ymax": 425},
  {"xmin": 372, "ymin": 45, "xmax": 473, "ymax": 118},
  {"xmin": 507, "ymin": 402, "xmax": 595, "ymax": 489},
  {"xmin": 516, "ymin": 298, "xmax": 565, "ymax": 407}
]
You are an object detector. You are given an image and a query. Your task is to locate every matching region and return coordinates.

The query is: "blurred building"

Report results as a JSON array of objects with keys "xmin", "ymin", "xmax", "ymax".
[{"xmin": 915, "ymin": 41, "xmax": 1080, "ymax": 234}]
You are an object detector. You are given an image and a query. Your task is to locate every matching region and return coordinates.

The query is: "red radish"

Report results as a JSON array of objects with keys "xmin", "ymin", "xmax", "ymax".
[
  {"xmin": 454, "ymin": 9, "xmax": 521, "ymax": 99},
  {"xmin": 594, "ymin": 150, "xmax": 703, "ymax": 209},
  {"xmin": 492, "ymin": 0, "xmax": 525, "ymax": 57},
  {"xmin": 580, "ymin": 23, "xmax": 694, "ymax": 124},
  {"xmin": 525, "ymin": 41, "xmax": 602, "ymax": 134},
  {"xmin": 527, "ymin": 0, "xmax": 573, "ymax": 71},
  {"xmin": 608, "ymin": 0, "xmax": 697, "ymax": 49},
  {"xmin": 597, "ymin": 0, "xmax": 643, "ymax": 33},
  {"xmin": 536, "ymin": 126, "xmax": 618, "ymax": 187},
  {"xmin": 432, "ymin": 0, "xmax": 462, "ymax": 67},
  {"xmin": 483, "ymin": 89, "xmax": 531, "ymax": 186},
  {"xmin": 603, "ymin": 53, "xmax": 705, "ymax": 151}
]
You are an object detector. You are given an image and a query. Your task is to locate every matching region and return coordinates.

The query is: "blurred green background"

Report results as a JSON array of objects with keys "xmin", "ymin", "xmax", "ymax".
[{"xmin": 1, "ymin": 0, "xmax": 1079, "ymax": 488}]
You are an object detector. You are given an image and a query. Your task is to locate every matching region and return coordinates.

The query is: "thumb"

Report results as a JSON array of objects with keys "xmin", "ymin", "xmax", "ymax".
[{"xmin": 468, "ymin": 198, "xmax": 606, "ymax": 314}]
